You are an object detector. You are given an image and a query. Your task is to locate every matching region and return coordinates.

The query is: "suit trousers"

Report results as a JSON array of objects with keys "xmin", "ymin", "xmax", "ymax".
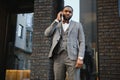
[{"xmin": 53, "ymin": 50, "xmax": 80, "ymax": 80}]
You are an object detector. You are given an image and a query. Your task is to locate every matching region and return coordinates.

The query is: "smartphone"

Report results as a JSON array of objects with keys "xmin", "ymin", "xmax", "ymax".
[{"xmin": 60, "ymin": 13, "xmax": 63, "ymax": 21}]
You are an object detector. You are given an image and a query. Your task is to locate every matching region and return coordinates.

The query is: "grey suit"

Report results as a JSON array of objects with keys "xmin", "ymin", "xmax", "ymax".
[
  {"xmin": 45, "ymin": 20, "xmax": 85, "ymax": 80},
  {"xmin": 44, "ymin": 20, "xmax": 85, "ymax": 60}
]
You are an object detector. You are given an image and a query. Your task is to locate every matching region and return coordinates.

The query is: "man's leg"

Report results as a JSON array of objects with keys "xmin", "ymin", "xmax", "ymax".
[
  {"xmin": 65, "ymin": 58, "xmax": 80, "ymax": 80},
  {"xmin": 53, "ymin": 51, "xmax": 67, "ymax": 80},
  {"xmin": 54, "ymin": 62, "xmax": 66, "ymax": 80}
]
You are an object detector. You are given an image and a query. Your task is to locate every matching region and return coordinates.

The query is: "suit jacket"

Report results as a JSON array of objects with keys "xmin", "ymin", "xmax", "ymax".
[{"xmin": 44, "ymin": 20, "xmax": 85, "ymax": 60}]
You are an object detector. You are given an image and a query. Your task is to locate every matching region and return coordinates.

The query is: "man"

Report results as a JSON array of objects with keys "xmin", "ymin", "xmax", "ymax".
[{"xmin": 44, "ymin": 5, "xmax": 85, "ymax": 80}]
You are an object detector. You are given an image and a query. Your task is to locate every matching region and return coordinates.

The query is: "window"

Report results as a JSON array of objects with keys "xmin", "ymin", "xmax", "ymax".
[
  {"xmin": 26, "ymin": 30, "xmax": 32, "ymax": 48},
  {"xmin": 15, "ymin": 13, "xmax": 33, "ymax": 53},
  {"xmin": 17, "ymin": 24, "xmax": 23, "ymax": 39},
  {"xmin": 118, "ymin": 0, "xmax": 120, "ymax": 16}
]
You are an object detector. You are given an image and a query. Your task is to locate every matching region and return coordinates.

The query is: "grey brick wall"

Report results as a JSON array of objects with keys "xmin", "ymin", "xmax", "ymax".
[
  {"xmin": 97, "ymin": 0, "xmax": 120, "ymax": 80},
  {"xmin": 31, "ymin": 0, "xmax": 120, "ymax": 80},
  {"xmin": 31, "ymin": 0, "xmax": 55, "ymax": 80},
  {"xmin": 31, "ymin": 0, "xmax": 63, "ymax": 80}
]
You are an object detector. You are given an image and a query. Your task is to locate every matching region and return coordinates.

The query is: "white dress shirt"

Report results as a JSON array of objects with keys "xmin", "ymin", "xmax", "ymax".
[
  {"xmin": 62, "ymin": 23, "xmax": 70, "ymax": 32},
  {"xmin": 55, "ymin": 19, "xmax": 70, "ymax": 32}
]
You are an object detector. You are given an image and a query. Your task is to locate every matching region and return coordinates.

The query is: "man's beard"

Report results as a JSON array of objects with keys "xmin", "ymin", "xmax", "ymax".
[{"xmin": 63, "ymin": 15, "xmax": 71, "ymax": 21}]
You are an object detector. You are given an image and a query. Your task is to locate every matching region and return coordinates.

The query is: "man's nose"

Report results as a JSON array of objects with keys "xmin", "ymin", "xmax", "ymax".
[{"xmin": 66, "ymin": 12, "xmax": 70, "ymax": 14}]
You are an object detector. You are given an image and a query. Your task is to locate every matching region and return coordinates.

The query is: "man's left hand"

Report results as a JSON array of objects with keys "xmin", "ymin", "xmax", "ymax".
[{"xmin": 75, "ymin": 58, "xmax": 83, "ymax": 68}]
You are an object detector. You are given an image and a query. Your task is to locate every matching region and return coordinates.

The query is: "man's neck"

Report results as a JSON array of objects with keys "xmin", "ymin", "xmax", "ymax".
[{"xmin": 62, "ymin": 19, "xmax": 71, "ymax": 24}]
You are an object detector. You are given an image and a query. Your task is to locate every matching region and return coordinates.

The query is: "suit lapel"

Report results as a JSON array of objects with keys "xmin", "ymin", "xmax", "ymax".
[
  {"xmin": 68, "ymin": 20, "xmax": 75, "ymax": 36},
  {"xmin": 56, "ymin": 21, "xmax": 75, "ymax": 36}
]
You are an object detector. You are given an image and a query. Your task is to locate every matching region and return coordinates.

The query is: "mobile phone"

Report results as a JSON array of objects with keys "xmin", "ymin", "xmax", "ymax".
[{"xmin": 60, "ymin": 13, "xmax": 63, "ymax": 21}]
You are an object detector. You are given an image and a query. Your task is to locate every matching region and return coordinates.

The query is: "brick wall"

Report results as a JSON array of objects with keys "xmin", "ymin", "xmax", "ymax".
[
  {"xmin": 31, "ymin": 0, "xmax": 63, "ymax": 80},
  {"xmin": 97, "ymin": 0, "xmax": 120, "ymax": 80}
]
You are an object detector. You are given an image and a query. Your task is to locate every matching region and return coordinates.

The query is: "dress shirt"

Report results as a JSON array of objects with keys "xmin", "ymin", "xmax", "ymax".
[
  {"xmin": 62, "ymin": 23, "xmax": 70, "ymax": 32},
  {"xmin": 55, "ymin": 19, "xmax": 70, "ymax": 32}
]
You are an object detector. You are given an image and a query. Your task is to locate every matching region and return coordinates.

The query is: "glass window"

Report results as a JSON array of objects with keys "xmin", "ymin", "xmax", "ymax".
[
  {"xmin": 15, "ymin": 13, "xmax": 33, "ymax": 53},
  {"xmin": 119, "ymin": 0, "xmax": 120, "ymax": 16},
  {"xmin": 17, "ymin": 24, "xmax": 23, "ymax": 39},
  {"xmin": 26, "ymin": 30, "xmax": 32, "ymax": 48}
]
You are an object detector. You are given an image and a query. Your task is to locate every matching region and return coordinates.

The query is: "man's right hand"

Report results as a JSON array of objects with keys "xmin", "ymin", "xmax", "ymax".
[{"xmin": 56, "ymin": 11, "xmax": 63, "ymax": 22}]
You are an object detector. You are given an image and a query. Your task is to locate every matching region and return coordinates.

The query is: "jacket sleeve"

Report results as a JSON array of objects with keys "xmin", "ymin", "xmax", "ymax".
[
  {"xmin": 44, "ymin": 20, "xmax": 58, "ymax": 37},
  {"xmin": 78, "ymin": 23, "xmax": 85, "ymax": 59}
]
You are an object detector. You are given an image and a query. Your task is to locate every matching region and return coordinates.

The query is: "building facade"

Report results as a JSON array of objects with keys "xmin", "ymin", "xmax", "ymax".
[
  {"xmin": 0, "ymin": 0, "xmax": 120, "ymax": 80},
  {"xmin": 97, "ymin": 0, "xmax": 120, "ymax": 79}
]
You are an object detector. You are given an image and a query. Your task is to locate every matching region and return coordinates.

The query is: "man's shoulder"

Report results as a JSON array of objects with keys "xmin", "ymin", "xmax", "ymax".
[{"xmin": 71, "ymin": 20, "xmax": 81, "ymax": 24}]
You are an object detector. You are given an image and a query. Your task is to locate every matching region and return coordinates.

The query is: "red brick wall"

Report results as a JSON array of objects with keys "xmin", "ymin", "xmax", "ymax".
[{"xmin": 97, "ymin": 0, "xmax": 120, "ymax": 79}]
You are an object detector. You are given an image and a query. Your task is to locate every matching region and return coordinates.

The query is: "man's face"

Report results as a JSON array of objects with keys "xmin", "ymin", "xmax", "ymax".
[{"xmin": 62, "ymin": 7, "xmax": 73, "ymax": 21}]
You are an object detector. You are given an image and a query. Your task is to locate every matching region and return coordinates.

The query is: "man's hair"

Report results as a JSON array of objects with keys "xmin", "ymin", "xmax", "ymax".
[{"xmin": 63, "ymin": 5, "xmax": 73, "ymax": 12}]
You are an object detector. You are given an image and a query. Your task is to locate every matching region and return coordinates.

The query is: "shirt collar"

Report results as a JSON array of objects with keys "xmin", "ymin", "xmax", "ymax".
[{"xmin": 62, "ymin": 19, "xmax": 71, "ymax": 24}]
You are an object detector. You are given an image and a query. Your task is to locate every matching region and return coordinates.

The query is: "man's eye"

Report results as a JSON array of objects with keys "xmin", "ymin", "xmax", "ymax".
[
  {"xmin": 65, "ymin": 11, "xmax": 68, "ymax": 12},
  {"xmin": 65, "ymin": 11, "xmax": 70, "ymax": 13}
]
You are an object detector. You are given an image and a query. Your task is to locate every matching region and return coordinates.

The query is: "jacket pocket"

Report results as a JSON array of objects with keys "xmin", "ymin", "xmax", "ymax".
[{"xmin": 72, "ymin": 44, "xmax": 78, "ymax": 55}]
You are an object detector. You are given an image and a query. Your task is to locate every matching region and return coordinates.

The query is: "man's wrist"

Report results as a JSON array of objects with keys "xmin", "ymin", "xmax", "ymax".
[
  {"xmin": 55, "ymin": 19, "xmax": 60, "ymax": 22},
  {"xmin": 78, "ymin": 57, "xmax": 83, "ymax": 60}
]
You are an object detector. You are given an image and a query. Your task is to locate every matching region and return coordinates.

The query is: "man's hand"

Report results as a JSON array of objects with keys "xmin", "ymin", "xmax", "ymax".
[
  {"xmin": 56, "ymin": 11, "xmax": 63, "ymax": 22},
  {"xmin": 75, "ymin": 58, "xmax": 83, "ymax": 68}
]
